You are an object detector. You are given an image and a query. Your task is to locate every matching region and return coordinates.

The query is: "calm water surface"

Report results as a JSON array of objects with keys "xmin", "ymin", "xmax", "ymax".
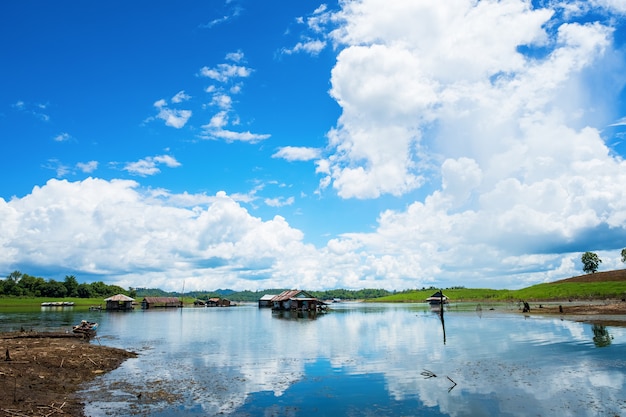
[{"xmin": 1, "ymin": 303, "xmax": 625, "ymax": 416}]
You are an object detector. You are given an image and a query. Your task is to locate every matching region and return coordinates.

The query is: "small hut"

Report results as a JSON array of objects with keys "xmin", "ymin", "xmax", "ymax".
[
  {"xmin": 141, "ymin": 297, "xmax": 182, "ymax": 309},
  {"xmin": 206, "ymin": 297, "xmax": 231, "ymax": 307},
  {"xmin": 426, "ymin": 291, "xmax": 449, "ymax": 306},
  {"xmin": 258, "ymin": 294, "xmax": 277, "ymax": 308},
  {"xmin": 104, "ymin": 294, "xmax": 135, "ymax": 311},
  {"xmin": 271, "ymin": 290, "xmax": 326, "ymax": 311}
]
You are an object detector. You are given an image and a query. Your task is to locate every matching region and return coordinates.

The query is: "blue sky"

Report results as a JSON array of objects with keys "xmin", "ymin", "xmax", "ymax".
[{"xmin": 2, "ymin": 0, "xmax": 626, "ymax": 292}]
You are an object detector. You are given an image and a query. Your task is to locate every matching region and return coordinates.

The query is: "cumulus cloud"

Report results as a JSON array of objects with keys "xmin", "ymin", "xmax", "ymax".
[
  {"xmin": 0, "ymin": 178, "xmax": 320, "ymax": 291},
  {"xmin": 312, "ymin": 0, "xmax": 626, "ymax": 285},
  {"xmin": 4, "ymin": 1, "xmax": 626, "ymax": 292}
]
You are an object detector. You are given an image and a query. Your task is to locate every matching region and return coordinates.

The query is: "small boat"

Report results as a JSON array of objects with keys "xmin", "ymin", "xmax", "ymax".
[{"xmin": 73, "ymin": 320, "xmax": 98, "ymax": 335}]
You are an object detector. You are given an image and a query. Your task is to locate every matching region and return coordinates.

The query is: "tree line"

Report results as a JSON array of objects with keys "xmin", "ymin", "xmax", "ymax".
[{"xmin": 0, "ymin": 271, "xmax": 134, "ymax": 299}]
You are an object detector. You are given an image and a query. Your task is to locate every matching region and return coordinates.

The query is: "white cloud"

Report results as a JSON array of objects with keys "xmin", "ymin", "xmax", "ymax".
[
  {"xmin": 201, "ymin": 111, "xmax": 270, "ymax": 143},
  {"xmin": 199, "ymin": 63, "xmax": 252, "ymax": 82},
  {"xmin": 312, "ymin": 0, "xmax": 626, "ymax": 284},
  {"xmin": 171, "ymin": 90, "xmax": 191, "ymax": 104},
  {"xmin": 0, "ymin": 179, "xmax": 319, "ymax": 291},
  {"xmin": 272, "ymin": 146, "xmax": 321, "ymax": 161},
  {"xmin": 43, "ymin": 159, "xmax": 70, "ymax": 177},
  {"xmin": 155, "ymin": 107, "xmax": 192, "ymax": 129},
  {"xmin": 76, "ymin": 161, "xmax": 98, "ymax": 173},
  {"xmin": 53, "ymin": 132, "xmax": 71, "ymax": 142},
  {"xmin": 198, "ymin": 52, "xmax": 269, "ymax": 144},
  {"xmin": 282, "ymin": 39, "xmax": 327, "ymax": 56},
  {"xmin": 4, "ymin": 1, "xmax": 626, "ymax": 292},
  {"xmin": 264, "ymin": 196, "xmax": 295, "ymax": 207},
  {"xmin": 124, "ymin": 155, "xmax": 181, "ymax": 176}
]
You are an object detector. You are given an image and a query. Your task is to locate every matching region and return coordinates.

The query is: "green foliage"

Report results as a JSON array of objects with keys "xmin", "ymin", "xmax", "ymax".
[
  {"xmin": 64, "ymin": 275, "xmax": 79, "ymax": 297},
  {"xmin": 581, "ymin": 251, "xmax": 602, "ymax": 274},
  {"xmin": 0, "ymin": 271, "xmax": 133, "ymax": 299}
]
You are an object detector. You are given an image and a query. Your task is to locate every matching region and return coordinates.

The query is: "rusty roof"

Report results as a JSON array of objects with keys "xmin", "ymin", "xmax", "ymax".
[
  {"xmin": 271, "ymin": 290, "xmax": 315, "ymax": 302},
  {"xmin": 142, "ymin": 297, "xmax": 180, "ymax": 303}
]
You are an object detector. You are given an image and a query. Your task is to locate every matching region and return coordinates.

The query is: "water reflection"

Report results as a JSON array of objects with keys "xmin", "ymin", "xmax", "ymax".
[
  {"xmin": 592, "ymin": 324, "xmax": 612, "ymax": 347},
  {"xmin": 2, "ymin": 304, "xmax": 624, "ymax": 416}
]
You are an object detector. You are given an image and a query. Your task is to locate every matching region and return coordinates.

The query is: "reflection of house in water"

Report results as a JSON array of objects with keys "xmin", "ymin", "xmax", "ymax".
[
  {"xmin": 104, "ymin": 294, "xmax": 135, "ymax": 311},
  {"xmin": 141, "ymin": 297, "xmax": 182, "ymax": 309},
  {"xmin": 272, "ymin": 309, "xmax": 323, "ymax": 320},
  {"xmin": 270, "ymin": 290, "xmax": 327, "ymax": 311}
]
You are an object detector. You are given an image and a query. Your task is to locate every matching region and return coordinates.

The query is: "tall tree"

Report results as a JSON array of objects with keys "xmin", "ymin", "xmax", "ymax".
[
  {"xmin": 64, "ymin": 275, "xmax": 79, "ymax": 297},
  {"xmin": 581, "ymin": 251, "xmax": 602, "ymax": 274}
]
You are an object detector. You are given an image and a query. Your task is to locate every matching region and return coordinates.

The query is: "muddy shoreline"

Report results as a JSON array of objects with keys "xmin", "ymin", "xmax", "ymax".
[
  {"xmin": 512, "ymin": 300, "xmax": 626, "ymax": 327},
  {"xmin": 0, "ymin": 332, "xmax": 136, "ymax": 417}
]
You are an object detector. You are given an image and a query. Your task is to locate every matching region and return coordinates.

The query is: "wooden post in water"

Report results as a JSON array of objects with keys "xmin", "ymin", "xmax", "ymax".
[{"xmin": 439, "ymin": 289, "xmax": 446, "ymax": 345}]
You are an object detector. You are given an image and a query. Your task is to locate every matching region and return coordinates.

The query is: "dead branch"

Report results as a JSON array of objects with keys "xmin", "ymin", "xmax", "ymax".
[{"xmin": 421, "ymin": 369, "xmax": 437, "ymax": 378}]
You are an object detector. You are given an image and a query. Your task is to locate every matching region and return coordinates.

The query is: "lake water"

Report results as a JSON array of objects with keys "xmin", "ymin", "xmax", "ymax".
[{"xmin": 1, "ymin": 303, "xmax": 625, "ymax": 416}]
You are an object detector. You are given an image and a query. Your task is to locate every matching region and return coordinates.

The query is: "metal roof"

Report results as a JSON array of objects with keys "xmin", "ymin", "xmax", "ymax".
[
  {"xmin": 104, "ymin": 294, "xmax": 135, "ymax": 302},
  {"xmin": 271, "ymin": 290, "xmax": 315, "ymax": 302}
]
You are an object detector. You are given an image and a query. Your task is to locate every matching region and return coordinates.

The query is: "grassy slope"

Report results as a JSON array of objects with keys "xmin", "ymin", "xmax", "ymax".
[{"xmin": 374, "ymin": 269, "xmax": 626, "ymax": 302}]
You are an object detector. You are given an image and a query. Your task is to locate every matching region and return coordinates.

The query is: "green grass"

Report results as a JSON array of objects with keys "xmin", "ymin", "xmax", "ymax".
[
  {"xmin": 373, "ymin": 282, "xmax": 626, "ymax": 303},
  {"xmin": 0, "ymin": 297, "xmax": 105, "ymax": 308}
]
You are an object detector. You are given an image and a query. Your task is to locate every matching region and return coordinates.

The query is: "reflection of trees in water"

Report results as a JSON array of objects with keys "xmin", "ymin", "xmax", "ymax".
[{"xmin": 592, "ymin": 324, "xmax": 612, "ymax": 348}]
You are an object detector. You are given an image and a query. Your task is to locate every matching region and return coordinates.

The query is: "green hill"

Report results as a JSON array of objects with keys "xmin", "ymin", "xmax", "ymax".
[{"xmin": 372, "ymin": 270, "xmax": 626, "ymax": 303}]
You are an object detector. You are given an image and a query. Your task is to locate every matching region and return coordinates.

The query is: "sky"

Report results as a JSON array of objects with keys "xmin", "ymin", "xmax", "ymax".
[{"xmin": 2, "ymin": 0, "xmax": 626, "ymax": 292}]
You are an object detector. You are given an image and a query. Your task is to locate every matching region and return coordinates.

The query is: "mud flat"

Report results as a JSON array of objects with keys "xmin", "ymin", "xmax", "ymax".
[{"xmin": 0, "ymin": 331, "xmax": 136, "ymax": 417}]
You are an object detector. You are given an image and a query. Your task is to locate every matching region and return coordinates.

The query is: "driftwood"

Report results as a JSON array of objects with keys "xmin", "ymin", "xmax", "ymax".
[{"xmin": 421, "ymin": 369, "xmax": 457, "ymax": 392}]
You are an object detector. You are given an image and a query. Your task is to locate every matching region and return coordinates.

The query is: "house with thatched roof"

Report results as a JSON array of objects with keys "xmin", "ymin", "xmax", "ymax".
[
  {"xmin": 141, "ymin": 297, "xmax": 182, "ymax": 309},
  {"xmin": 206, "ymin": 297, "xmax": 231, "ymax": 307},
  {"xmin": 426, "ymin": 291, "xmax": 449, "ymax": 306},
  {"xmin": 104, "ymin": 294, "xmax": 135, "ymax": 311}
]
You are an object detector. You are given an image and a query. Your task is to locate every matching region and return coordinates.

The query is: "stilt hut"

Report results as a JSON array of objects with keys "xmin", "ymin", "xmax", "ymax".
[
  {"xmin": 206, "ymin": 297, "xmax": 231, "ymax": 307},
  {"xmin": 426, "ymin": 291, "xmax": 449, "ymax": 306},
  {"xmin": 141, "ymin": 297, "xmax": 182, "ymax": 309},
  {"xmin": 104, "ymin": 294, "xmax": 135, "ymax": 311},
  {"xmin": 271, "ymin": 290, "xmax": 326, "ymax": 311},
  {"xmin": 258, "ymin": 294, "xmax": 277, "ymax": 308}
]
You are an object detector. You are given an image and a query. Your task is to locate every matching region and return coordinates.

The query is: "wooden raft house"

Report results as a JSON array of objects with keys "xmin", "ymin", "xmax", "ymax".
[
  {"xmin": 271, "ymin": 290, "xmax": 327, "ymax": 311},
  {"xmin": 206, "ymin": 297, "xmax": 231, "ymax": 307},
  {"xmin": 258, "ymin": 294, "xmax": 277, "ymax": 308},
  {"xmin": 104, "ymin": 294, "xmax": 135, "ymax": 311},
  {"xmin": 141, "ymin": 296, "xmax": 182, "ymax": 309}
]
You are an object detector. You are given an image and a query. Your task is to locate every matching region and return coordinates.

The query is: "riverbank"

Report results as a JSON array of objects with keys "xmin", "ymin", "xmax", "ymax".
[
  {"xmin": 0, "ymin": 331, "xmax": 136, "ymax": 416},
  {"xmin": 512, "ymin": 299, "xmax": 626, "ymax": 327}
]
